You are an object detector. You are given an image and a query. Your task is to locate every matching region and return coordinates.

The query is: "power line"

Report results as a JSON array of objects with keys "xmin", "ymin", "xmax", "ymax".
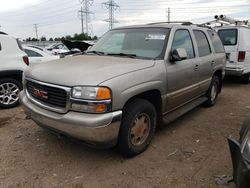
[
  {"xmin": 79, "ymin": 0, "xmax": 94, "ymax": 35},
  {"xmin": 102, "ymin": 0, "xmax": 119, "ymax": 30}
]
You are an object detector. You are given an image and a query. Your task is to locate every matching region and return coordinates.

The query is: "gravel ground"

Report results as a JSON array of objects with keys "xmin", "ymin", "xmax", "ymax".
[{"xmin": 0, "ymin": 80, "xmax": 249, "ymax": 188}]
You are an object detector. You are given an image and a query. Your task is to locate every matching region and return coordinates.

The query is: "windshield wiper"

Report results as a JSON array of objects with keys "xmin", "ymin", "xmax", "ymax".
[
  {"xmin": 85, "ymin": 50, "xmax": 105, "ymax": 55},
  {"xmin": 106, "ymin": 53, "xmax": 137, "ymax": 58}
]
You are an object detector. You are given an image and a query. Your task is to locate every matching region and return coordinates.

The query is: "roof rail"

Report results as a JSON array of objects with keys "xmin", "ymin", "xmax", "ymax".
[
  {"xmin": 147, "ymin": 21, "xmax": 193, "ymax": 25},
  {"xmin": 147, "ymin": 21, "xmax": 214, "ymax": 30},
  {"xmin": 0, "ymin": 31, "xmax": 8, "ymax": 35}
]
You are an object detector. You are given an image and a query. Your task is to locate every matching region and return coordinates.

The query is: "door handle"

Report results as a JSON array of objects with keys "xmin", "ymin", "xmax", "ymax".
[{"xmin": 194, "ymin": 64, "xmax": 199, "ymax": 71}]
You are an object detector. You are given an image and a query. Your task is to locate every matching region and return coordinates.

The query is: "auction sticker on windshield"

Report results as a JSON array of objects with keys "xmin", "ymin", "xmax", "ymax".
[{"xmin": 145, "ymin": 34, "xmax": 166, "ymax": 40}]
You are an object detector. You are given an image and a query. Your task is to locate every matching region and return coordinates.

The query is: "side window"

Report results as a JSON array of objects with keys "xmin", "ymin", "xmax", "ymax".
[
  {"xmin": 0, "ymin": 42, "xmax": 2, "ymax": 51},
  {"xmin": 207, "ymin": 31, "xmax": 225, "ymax": 53},
  {"xmin": 24, "ymin": 49, "xmax": 43, "ymax": 57},
  {"xmin": 171, "ymin": 29, "xmax": 195, "ymax": 59},
  {"xmin": 193, "ymin": 30, "xmax": 211, "ymax": 57}
]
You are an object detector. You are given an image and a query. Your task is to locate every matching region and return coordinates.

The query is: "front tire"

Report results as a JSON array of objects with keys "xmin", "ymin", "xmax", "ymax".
[
  {"xmin": 0, "ymin": 78, "xmax": 22, "ymax": 109},
  {"xmin": 204, "ymin": 76, "xmax": 220, "ymax": 107},
  {"xmin": 118, "ymin": 99, "xmax": 157, "ymax": 157}
]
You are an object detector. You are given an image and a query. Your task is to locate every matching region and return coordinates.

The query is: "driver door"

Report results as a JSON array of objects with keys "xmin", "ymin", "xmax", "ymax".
[{"xmin": 166, "ymin": 29, "xmax": 200, "ymax": 112}]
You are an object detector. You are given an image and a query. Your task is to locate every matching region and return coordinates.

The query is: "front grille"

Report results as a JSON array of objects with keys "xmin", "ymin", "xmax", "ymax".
[{"xmin": 26, "ymin": 80, "xmax": 67, "ymax": 108}]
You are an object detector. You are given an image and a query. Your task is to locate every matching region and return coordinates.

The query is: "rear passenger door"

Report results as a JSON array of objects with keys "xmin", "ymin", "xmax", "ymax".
[
  {"xmin": 192, "ymin": 30, "xmax": 214, "ymax": 94},
  {"xmin": 166, "ymin": 29, "xmax": 200, "ymax": 111}
]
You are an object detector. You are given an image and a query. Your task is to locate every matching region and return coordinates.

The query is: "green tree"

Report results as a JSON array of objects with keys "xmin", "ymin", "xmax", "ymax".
[{"xmin": 40, "ymin": 36, "xmax": 46, "ymax": 41}]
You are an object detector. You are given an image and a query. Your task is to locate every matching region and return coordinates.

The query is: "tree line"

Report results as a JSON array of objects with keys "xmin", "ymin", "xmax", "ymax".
[{"xmin": 26, "ymin": 33, "xmax": 98, "ymax": 42}]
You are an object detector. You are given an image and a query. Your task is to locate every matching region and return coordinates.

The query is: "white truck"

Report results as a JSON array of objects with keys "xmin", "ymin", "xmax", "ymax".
[{"xmin": 210, "ymin": 15, "xmax": 250, "ymax": 83}]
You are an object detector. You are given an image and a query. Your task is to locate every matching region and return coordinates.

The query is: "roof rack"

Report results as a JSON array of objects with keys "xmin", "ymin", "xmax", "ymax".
[
  {"xmin": 203, "ymin": 15, "xmax": 250, "ymax": 28},
  {"xmin": 0, "ymin": 31, "xmax": 7, "ymax": 35}
]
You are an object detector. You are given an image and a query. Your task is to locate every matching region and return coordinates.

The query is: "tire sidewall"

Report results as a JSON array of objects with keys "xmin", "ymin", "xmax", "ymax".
[
  {"xmin": 118, "ymin": 99, "xmax": 157, "ymax": 157},
  {"xmin": 0, "ymin": 78, "xmax": 22, "ymax": 109},
  {"xmin": 206, "ymin": 76, "xmax": 220, "ymax": 106}
]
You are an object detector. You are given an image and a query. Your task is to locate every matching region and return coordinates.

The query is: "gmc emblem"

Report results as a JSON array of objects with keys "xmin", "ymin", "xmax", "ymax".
[{"xmin": 32, "ymin": 88, "xmax": 48, "ymax": 99}]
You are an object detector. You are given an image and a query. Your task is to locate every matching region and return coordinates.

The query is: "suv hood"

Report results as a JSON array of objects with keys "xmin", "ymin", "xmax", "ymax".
[{"xmin": 25, "ymin": 55, "xmax": 155, "ymax": 86}]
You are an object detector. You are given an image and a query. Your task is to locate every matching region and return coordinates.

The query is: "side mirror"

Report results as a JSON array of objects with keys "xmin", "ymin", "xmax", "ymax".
[{"xmin": 171, "ymin": 48, "xmax": 188, "ymax": 62}]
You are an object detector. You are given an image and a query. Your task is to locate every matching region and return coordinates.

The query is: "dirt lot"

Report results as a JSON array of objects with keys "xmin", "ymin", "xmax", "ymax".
[{"xmin": 0, "ymin": 80, "xmax": 249, "ymax": 188}]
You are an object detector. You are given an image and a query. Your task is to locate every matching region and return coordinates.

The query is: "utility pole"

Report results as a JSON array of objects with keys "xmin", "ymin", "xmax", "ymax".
[
  {"xmin": 102, "ymin": 0, "xmax": 119, "ymax": 30},
  {"xmin": 166, "ymin": 7, "xmax": 171, "ymax": 22},
  {"xmin": 34, "ymin": 24, "xmax": 38, "ymax": 40},
  {"xmin": 79, "ymin": 0, "xmax": 93, "ymax": 35}
]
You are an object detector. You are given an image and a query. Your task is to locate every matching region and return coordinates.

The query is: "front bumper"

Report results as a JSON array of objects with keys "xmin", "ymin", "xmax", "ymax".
[
  {"xmin": 19, "ymin": 91, "xmax": 122, "ymax": 149},
  {"xmin": 228, "ymin": 138, "xmax": 250, "ymax": 188}
]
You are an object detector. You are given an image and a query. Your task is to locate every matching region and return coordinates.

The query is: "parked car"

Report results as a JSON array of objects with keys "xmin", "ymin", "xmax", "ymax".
[
  {"xmin": 0, "ymin": 32, "xmax": 29, "ymax": 108},
  {"xmin": 26, "ymin": 45, "xmax": 51, "ymax": 54},
  {"xmin": 23, "ymin": 46, "xmax": 59, "ymax": 66},
  {"xmin": 228, "ymin": 117, "xmax": 250, "ymax": 188},
  {"xmin": 214, "ymin": 15, "xmax": 250, "ymax": 83},
  {"xmin": 20, "ymin": 22, "xmax": 226, "ymax": 157},
  {"xmin": 46, "ymin": 43, "xmax": 70, "ymax": 55}
]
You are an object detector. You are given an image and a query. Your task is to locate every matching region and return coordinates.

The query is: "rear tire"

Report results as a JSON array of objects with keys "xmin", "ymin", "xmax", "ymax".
[
  {"xmin": 242, "ymin": 73, "xmax": 250, "ymax": 84},
  {"xmin": 204, "ymin": 76, "xmax": 220, "ymax": 107},
  {"xmin": 0, "ymin": 78, "xmax": 22, "ymax": 109},
  {"xmin": 118, "ymin": 99, "xmax": 157, "ymax": 157}
]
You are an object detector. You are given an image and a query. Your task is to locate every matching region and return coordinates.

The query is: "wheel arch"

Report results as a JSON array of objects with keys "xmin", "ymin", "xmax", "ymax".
[
  {"xmin": 122, "ymin": 89, "xmax": 163, "ymax": 126},
  {"xmin": 0, "ymin": 70, "xmax": 23, "ymax": 85}
]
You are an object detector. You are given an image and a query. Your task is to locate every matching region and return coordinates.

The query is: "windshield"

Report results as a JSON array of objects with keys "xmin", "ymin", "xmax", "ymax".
[
  {"xmin": 218, "ymin": 29, "xmax": 238, "ymax": 46},
  {"xmin": 88, "ymin": 28, "xmax": 170, "ymax": 59}
]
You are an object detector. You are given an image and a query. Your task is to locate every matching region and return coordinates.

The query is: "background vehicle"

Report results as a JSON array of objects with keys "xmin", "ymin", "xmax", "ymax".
[
  {"xmin": 23, "ymin": 46, "xmax": 59, "ymax": 66},
  {"xmin": 205, "ymin": 15, "xmax": 250, "ymax": 83},
  {"xmin": 0, "ymin": 32, "xmax": 29, "ymax": 108},
  {"xmin": 46, "ymin": 43, "xmax": 70, "ymax": 55},
  {"xmin": 20, "ymin": 23, "xmax": 226, "ymax": 157},
  {"xmin": 228, "ymin": 117, "xmax": 250, "ymax": 188}
]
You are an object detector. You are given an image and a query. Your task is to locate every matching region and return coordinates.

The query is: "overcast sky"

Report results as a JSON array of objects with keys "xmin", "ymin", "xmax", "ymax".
[{"xmin": 0, "ymin": 0, "xmax": 249, "ymax": 39}]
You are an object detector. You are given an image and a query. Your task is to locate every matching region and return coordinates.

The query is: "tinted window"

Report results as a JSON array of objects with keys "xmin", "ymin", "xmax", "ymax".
[
  {"xmin": 24, "ymin": 49, "xmax": 43, "ymax": 57},
  {"xmin": 172, "ymin": 29, "xmax": 195, "ymax": 59},
  {"xmin": 208, "ymin": 31, "xmax": 225, "ymax": 53},
  {"xmin": 218, "ymin": 29, "xmax": 237, "ymax": 45},
  {"xmin": 194, "ymin": 30, "xmax": 211, "ymax": 57}
]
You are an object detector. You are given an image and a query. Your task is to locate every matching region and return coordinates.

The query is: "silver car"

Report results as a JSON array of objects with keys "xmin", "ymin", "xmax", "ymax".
[{"xmin": 20, "ymin": 23, "xmax": 226, "ymax": 157}]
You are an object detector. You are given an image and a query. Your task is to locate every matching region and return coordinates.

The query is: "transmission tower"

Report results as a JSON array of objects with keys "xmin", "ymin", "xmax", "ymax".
[
  {"xmin": 78, "ymin": 0, "xmax": 94, "ymax": 35},
  {"xmin": 102, "ymin": 0, "xmax": 119, "ymax": 30},
  {"xmin": 166, "ymin": 7, "xmax": 171, "ymax": 22},
  {"xmin": 34, "ymin": 24, "xmax": 39, "ymax": 40}
]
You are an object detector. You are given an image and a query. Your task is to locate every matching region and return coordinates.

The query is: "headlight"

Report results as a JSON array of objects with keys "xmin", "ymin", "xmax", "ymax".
[
  {"xmin": 71, "ymin": 86, "xmax": 112, "ymax": 113},
  {"xmin": 72, "ymin": 86, "xmax": 111, "ymax": 100},
  {"xmin": 242, "ymin": 139, "xmax": 250, "ymax": 163}
]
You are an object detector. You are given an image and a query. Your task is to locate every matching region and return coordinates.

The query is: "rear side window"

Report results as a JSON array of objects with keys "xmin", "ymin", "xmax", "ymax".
[
  {"xmin": 171, "ymin": 29, "xmax": 195, "ymax": 59},
  {"xmin": 218, "ymin": 29, "xmax": 237, "ymax": 45},
  {"xmin": 193, "ymin": 30, "xmax": 211, "ymax": 57},
  {"xmin": 16, "ymin": 39, "xmax": 24, "ymax": 51},
  {"xmin": 24, "ymin": 49, "xmax": 43, "ymax": 57},
  {"xmin": 207, "ymin": 31, "xmax": 225, "ymax": 53}
]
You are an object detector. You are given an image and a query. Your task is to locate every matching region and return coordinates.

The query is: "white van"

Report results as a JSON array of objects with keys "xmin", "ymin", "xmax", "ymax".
[
  {"xmin": 216, "ymin": 26, "xmax": 250, "ymax": 83},
  {"xmin": 210, "ymin": 15, "xmax": 250, "ymax": 83}
]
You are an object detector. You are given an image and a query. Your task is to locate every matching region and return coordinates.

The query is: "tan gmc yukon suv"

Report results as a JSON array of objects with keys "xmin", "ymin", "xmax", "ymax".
[{"xmin": 20, "ymin": 23, "xmax": 226, "ymax": 157}]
